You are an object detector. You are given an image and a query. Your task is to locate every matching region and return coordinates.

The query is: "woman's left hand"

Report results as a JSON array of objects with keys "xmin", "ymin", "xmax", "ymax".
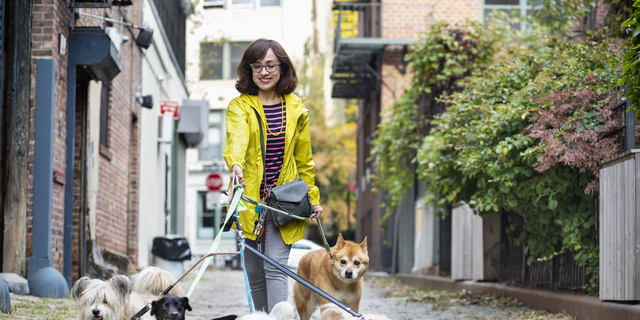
[{"xmin": 312, "ymin": 205, "xmax": 323, "ymax": 221}]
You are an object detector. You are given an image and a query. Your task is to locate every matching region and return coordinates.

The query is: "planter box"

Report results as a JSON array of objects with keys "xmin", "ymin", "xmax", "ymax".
[
  {"xmin": 599, "ymin": 149, "xmax": 640, "ymax": 300},
  {"xmin": 451, "ymin": 202, "xmax": 500, "ymax": 281}
]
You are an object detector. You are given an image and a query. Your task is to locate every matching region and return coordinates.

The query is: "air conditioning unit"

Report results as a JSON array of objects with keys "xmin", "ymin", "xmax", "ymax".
[
  {"xmin": 203, "ymin": 0, "xmax": 225, "ymax": 8},
  {"xmin": 158, "ymin": 115, "xmax": 174, "ymax": 143}
]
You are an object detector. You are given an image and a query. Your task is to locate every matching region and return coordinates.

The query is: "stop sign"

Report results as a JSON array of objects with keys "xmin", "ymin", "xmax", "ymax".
[{"xmin": 206, "ymin": 173, "xmax": 223, "ymax": 192}]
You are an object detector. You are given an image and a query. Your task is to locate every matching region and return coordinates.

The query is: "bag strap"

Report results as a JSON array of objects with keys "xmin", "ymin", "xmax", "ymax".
[
  {"xmin": 254, "ymin": 108, "xmax": 332, "ymax": 262},
  {"xmin": 253, "ymin": 109, "xmax": 267, "ymax": 196}
]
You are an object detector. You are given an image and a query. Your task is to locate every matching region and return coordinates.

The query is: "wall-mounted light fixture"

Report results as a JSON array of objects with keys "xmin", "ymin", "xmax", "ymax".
[
  {"xmin": 134, "ymin": 27, "xmax": 154, "ymax": 49},
  {"xmin": 142, "ymin": 95, "xmax": 153, "ymax": 109}
]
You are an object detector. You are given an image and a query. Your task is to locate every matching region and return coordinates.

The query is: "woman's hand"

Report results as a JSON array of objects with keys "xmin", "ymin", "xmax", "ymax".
[
  {"xmin": 231, "ymin": 164, "xmax": 246, "ymax": 188},
  {"xmin": 312, "ymin": 205, "xmax": 323, "ymax": 221}
]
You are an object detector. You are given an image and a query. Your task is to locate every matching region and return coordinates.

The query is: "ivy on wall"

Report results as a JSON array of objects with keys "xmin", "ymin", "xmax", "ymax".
[{"xmin": 620, "ymin": 0, "xmax": 640, "ymax": 117}]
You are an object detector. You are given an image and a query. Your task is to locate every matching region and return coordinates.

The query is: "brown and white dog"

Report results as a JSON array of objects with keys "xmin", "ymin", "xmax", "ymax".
[
  {"xmin": 293, "ymin": 234, "xmax": 369, "ymax": 320},
  {"xmin": 72, "ymin": 266, "xmax": 183, "ymax": 320}
]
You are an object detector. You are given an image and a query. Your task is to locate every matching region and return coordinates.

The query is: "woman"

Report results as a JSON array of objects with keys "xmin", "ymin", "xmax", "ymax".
[{"xmin": 223, "ymin": 38, "xmax": 323, "ymax": 313}]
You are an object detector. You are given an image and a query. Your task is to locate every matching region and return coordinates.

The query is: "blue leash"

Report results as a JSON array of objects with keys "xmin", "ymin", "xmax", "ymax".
[{"xmin": 233, "ymin": 212, "xmax": 254, "ymax": 313}]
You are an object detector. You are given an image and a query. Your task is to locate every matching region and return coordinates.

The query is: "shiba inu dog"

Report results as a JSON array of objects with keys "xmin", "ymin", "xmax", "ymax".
[{"xmin": 293, "ymin": 234, "xmax": 369, "ymax": 320}]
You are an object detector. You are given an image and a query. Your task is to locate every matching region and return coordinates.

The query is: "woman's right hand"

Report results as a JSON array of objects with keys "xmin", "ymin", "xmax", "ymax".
[{"xmin": 231, "ymin": 164, "xmax": 246, "ymax": 188}]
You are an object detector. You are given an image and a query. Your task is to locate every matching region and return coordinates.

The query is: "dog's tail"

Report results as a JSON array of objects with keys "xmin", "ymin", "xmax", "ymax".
[{"xmin": 132, "ymin": 266, "xmax": 185, "ymax": 297}]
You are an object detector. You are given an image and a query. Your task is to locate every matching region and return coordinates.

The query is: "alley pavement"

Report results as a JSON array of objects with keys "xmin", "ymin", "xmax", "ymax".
[
  {"xmin": 5, "ymin": 267, "xmax": 572, "ymax": 319},
  {"xmin": 179, "ymin": 268, "xmax": 572, "ymax": 320}
]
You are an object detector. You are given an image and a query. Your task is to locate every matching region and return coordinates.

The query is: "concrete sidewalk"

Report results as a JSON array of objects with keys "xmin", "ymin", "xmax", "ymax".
[{"xmin": 397, "ymin": 273, "xmax": 640, "ymax": 320}]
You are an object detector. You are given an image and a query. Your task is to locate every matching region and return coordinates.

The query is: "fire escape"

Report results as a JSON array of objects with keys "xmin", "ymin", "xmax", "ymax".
[{"xmin": 331, "ymin": 1, "xmax": 415, "ymax": 99}]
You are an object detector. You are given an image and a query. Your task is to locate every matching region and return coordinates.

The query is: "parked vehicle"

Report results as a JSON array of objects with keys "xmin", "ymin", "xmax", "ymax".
[{"xmin": 288, "ymin": 239, "xmax": 323, "ymax": 269}]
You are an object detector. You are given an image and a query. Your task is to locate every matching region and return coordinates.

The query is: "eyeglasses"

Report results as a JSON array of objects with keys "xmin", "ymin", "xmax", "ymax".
[{"xmin": 249, "ymin": 62, "xmax": 281, "ymax": 73}]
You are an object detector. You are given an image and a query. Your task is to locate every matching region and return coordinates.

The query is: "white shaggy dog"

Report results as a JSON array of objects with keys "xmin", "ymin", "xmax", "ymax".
[
  {"xmin": 131, "ymin": 266, "xmax": 185, "ymax": 297},
  {"xmin": 235, "ymin": 301, "xmax": 294, "ymax": 320},
  {"xmin": 72, "ymin": 266, "xmax": 182, "ymax": 320},
  {"xmin": 72, "ymin": 274, "xmax": 156, "ymax": 320},
  {"xmin": 319, "ymin": 304, "xmax": 392, "ymax": 320}
]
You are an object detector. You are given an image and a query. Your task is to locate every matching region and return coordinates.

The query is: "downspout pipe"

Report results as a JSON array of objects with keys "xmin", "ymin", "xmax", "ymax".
[{"xmin": 27, "ymin": 59, "xmax": 69, "ymax": 298}]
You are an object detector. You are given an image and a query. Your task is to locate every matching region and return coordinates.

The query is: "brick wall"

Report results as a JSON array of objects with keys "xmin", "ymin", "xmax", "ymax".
[
  {"xmin": 381, "ymin": 0, "xmax": 481, "ymax": 40},
  {"xmin": 28, "ymin": 1, "xmax": 142, "ymax": 281},
  {"xmin": 379, "ymin": 0, "xmax": 482, "ymax": 116}
]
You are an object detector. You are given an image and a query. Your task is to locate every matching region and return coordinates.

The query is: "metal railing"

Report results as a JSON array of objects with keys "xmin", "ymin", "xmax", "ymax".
[
  {"xmin": 488, "ymin": 211, "xmax": 591, "ymax": 291},
  {"xmin": 607, "ymin": 86, "xmax": 637, "ymax": 153}
]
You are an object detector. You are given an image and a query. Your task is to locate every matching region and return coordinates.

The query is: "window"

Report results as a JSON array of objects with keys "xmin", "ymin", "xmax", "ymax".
[
  {"xmin": 199, "ymin": 109, "xmax": 225, "ymax": 161},
  {"xmin": 483, "ymin": 0, "xmax": 538, "ymax": 30},
  {"xmin": 200, "ymin": 41, "xmax": 251, "ymax": 80},
  {"xmin": 260, "ymin": 0, "xmax": 280, "ymax": 6},
  {"xmin": 200, "ymin": 42, "xmax": 223, "ymax": 80},
  {"xmin": 197, "ymin": 191, "xmax": 228, "ymax": 239}
]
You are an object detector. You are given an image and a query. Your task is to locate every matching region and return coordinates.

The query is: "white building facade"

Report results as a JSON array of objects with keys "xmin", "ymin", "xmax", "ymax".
[
  {"xmin": 184, "ymin": 0, "xmax": 333, "ymax": 261},
  {"xmin": 136, "ymin": 0, "xmax": 190, "ymax": 268}
]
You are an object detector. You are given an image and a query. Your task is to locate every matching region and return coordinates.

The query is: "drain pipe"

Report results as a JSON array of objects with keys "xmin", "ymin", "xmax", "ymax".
[{"xmin": 27, "ymin": 59, "xmax": 69, "ymax": 298}]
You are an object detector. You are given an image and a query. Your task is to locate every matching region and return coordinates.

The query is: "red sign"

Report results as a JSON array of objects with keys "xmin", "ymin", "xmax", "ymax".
[
  {"xmin": 206, "ymin": 173, "xmax": 223, "ymax": 192},
  {"xmin": 347, "ymin": 181, "xmax": 357, "ymax": 191},
  {"xmin": 160, "ymin": 100, "xmax": 179, "ymax": 119}
]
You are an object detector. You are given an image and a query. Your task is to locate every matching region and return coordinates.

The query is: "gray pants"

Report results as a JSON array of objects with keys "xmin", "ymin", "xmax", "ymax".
[{"xmin": 243, "ymin": 211, "xmax": 291, "ymax": 313}]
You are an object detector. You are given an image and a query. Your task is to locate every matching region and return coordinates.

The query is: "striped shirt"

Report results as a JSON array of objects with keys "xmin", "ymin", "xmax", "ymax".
[{"xmin": 260, "ymin": 101, "xmax": 286, "ymax": 195}]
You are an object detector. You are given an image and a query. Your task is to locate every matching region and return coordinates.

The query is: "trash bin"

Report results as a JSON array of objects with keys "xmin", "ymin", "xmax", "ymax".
[{"xmin": 151, "ymin": 235, "xmax": 192, "ymax": 279}]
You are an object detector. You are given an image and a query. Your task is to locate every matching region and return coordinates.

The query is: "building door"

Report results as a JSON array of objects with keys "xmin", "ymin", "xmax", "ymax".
[{"xmin": 73, "ymin": 71, "xmax": 91, "ymax": 281}]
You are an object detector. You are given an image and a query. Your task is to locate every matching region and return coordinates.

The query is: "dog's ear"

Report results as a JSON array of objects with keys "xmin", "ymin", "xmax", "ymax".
[
  {"xmin": 336, "ymin": 233, "xmax": 345, "ymax": 249},
  {"xmin": 181, "ymin": 297, "xmax": 192, "ymax": 311},
  {"xmin": 110, "ymin": 275, "xmax": 132, "ymax": 298},
  {"xmin": 71, "ymin": 277, "xmax": 90, "ymax": 301},
  {"xmin": 150, "ymin": 300, "xmax": 159, "ymax": 316},
  {"xmin": 360, "ymin": 236, "xmax": 368, "ymax": 254}
]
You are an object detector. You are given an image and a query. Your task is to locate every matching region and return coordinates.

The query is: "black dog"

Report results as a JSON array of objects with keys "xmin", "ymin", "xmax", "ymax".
[{"xmin": 150, "ymin": 296, "xmax": 192, "ymax": 320}]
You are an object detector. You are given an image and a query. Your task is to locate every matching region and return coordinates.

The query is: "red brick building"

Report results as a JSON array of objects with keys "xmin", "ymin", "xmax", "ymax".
[{"xmin": 0, "ymin": 0, "xmax": 150, "ymax": 291}]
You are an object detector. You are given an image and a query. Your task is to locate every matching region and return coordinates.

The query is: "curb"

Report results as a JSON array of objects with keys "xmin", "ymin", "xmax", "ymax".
[{"xmin": 394, "ymin": 274, "xmax": 640, "ymax": 320}]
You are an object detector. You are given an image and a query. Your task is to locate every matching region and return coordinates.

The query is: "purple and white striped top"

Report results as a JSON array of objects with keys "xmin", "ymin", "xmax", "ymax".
[{"xmin": 260, "ymin": 101, "xmax": 286, "ymax": 195}]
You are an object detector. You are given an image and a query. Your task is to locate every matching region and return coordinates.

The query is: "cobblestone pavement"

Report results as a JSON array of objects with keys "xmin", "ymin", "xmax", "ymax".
[{"xmin": 180, "ymin": 269, "xmax": 572, "ymax": 320}]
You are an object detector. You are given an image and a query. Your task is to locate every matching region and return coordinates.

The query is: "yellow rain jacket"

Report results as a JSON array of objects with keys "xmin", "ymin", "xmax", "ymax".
[{"xmin": 223, "ymin": 93, "xmax": 320, "ymax": 245}]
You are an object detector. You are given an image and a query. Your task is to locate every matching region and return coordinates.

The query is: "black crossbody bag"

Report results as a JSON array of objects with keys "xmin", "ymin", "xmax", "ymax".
[{"xmin": 254, "ymin": 109, "xmax": 316, "ymax": 227}]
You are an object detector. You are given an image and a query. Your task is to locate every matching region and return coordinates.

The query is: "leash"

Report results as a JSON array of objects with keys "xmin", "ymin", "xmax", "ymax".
[
  {"xmin": 185, "ymin": 178, "xmax": 245, "ymax": 298},
  {"xmin": 132, "ymin": 177, "xmax": 249, "ymax": 319}
]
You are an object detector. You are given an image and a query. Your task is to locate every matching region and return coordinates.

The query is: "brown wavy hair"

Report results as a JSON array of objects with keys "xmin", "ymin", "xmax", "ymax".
[{"xmin": 235, "ymin": 39, "xmax": 298, "ymax": 95}]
